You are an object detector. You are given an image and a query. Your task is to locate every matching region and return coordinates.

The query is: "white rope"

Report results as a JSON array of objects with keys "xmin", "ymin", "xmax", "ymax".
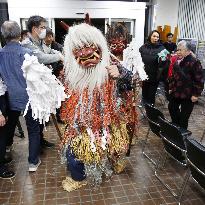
[
  {"xmin": 21, "ymin": 54, "xmax": 67, "ymax": 124},
  {"xmin": 122, "ymin": 38, "xmax": 148, "ymax": 81}
]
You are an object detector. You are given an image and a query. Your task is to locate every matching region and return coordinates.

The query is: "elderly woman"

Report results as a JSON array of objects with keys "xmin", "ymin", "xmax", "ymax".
[{"xmin": 168, "ymin": 40, "xmax": 204, "ymax": 129}]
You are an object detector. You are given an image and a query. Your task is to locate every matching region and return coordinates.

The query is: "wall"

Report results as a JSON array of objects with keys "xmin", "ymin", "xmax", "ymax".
[
  {"xmin": 7, "ymin": 0, "xmax": 146, "ymax": 45},
  {"xmin": 178, "ymin": 0, "xmax": 205, "ymax": 40},
  {"xmin": 152, "ymin": 0, "xmax": 179, "ymax": 33}
]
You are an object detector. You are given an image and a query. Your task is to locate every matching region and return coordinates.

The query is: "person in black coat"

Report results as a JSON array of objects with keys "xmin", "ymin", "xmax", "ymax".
[
  {"xmin": 163, "ymin": 33, "xmax": 177, "ymax": 54},
  {"xmin": 139, "ymin": 30, "xmax": 168, "ymax": 105},
  {"xmin": 0, "ymin": 89, "xmax": 15, "ymax": 179},
  {"xmin": 44, "ymin": 27, "xmax": 64, "ymax": 77}
]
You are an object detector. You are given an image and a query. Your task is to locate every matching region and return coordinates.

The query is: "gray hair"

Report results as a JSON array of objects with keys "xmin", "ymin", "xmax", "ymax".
[
  {"xmin": 1, "ymin": 21, "xmax": 21, "ymax": 42},
  {"xmin": 177, "ymin": 40, "xmax": 193, "ymax": 51}
]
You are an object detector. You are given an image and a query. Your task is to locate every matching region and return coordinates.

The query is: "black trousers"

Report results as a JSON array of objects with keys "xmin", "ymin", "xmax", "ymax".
[
  {"xmin": 142, "ymin": 81, "xmax": 159, "ymax": 105},
  {"xmin": 0, "ymin": 94, "xmax": 8, "ymax": 167},
  {"xmin": 5, "ymin": 109, "xmax": 42, "ymax": 164},
  {"xmin": 0, "ymin": 126, "xmax": 7, "ymax": 166},
  {"xmin": 5, "ymin": 110, "xmax": 21, "ymax": 147},
  {"xmin": 168, "ymin": 97, "xmax": 194, "ymax": 129},
  {"xmin": 6, "ymin": 110, "xmax": 44, "ymax": 147}
]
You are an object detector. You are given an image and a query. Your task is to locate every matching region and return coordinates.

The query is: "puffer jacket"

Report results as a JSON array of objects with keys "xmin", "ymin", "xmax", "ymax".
[{"xmin": 139, "ymin": 42, "xmax": 166, "ymax": 82}]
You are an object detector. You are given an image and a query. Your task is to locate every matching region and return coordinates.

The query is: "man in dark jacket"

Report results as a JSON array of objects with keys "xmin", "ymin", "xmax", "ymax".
[
  {"xmin": 168, "ymin": 40, "xmax": 204, "ymax": 129},
  {"xmin": 163, "ymin": 33, "xmax": 177, "ymax": 54}
]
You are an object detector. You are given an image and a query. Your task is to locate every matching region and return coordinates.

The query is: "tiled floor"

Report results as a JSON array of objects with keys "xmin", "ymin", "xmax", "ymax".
[{"xmin": 0, "ymin": 97, "xmax": 205, "ymax": 205}]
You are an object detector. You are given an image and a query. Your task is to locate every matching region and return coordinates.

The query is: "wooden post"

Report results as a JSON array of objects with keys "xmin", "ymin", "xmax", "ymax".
[{"xmin": 51, "ymin": 113, "xmax": 62, "ymax": 141}]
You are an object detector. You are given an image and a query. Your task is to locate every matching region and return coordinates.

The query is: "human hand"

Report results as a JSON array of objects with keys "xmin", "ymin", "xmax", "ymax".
[
  {"xmin": 0, "ymin": 115, "xmax": 6, "ymax": 127},
  {"xmin": 59, "ymin": 53, "xmax": 64, "ymax": 62},
  {"xmin": 191, "ymin": 96, "xmax": 198, "ymax": 102},
  {"xmin": 106, "ymin": 65, "xmax": 120, "ymax": 79}
]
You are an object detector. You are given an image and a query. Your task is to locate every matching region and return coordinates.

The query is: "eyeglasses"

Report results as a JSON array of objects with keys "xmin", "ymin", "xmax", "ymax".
[{"xmin": 39, "ymin": 26, "xmax": 46, "ymax": 29}]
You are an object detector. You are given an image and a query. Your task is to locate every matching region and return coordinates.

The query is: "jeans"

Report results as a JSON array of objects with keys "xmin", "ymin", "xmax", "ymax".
[
  {"xmin": 24, "ymin": 109, "xmax": 40, "ymax": 164},
  {"xmin": 66, "ymin": 147, "xmax": 85, "ymax": 181}
]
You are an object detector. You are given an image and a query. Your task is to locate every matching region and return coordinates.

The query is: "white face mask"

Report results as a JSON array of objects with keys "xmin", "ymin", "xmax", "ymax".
[{"xmin": 38, "ymin": 29, "xmax": 46, "ymax": 39}]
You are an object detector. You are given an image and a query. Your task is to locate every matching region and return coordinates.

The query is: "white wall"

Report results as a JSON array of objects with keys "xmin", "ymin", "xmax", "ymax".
[
  {"xmin": 7, "ymin": 0, "xmax": 146, "ymax": 45},
  {"xmin": 153, "ymin": 0, "xmax": 179, "ymax": 32}
]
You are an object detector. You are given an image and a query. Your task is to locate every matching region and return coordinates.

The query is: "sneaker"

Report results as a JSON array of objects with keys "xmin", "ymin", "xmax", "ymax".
[
  {"xmin": 6, "ymin": 145, "xmax": 13, "ymax": 153},
  {"xmin": 15, "ymin": 132, "xmax": 25, "ymax": 138},
  {"xmin": 28, "ymin": 160, "xmax": 41, "ymax": 172},
  {"xmin": 41, "ymin": 139, "xmax": 55, "ymax": 148},
  {"xmin": 0, "ymin": 166, "xmax": 15, "ymax": 179}
]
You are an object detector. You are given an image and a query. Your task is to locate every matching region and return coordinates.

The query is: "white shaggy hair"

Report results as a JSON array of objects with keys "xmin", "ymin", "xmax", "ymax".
[{"xmin": 64, "ymin": 23, "xmax": 110, "ymax": 92}]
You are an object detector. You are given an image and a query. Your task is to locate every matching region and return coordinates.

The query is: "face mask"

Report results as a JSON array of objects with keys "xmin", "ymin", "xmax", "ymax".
[
  {"xmin": 38, "ymin": 29, "xmax": 46, "ymax": 39},
  {"xmin": 36, "ymin": 28, "xmax": 46, "ymax": 39}
]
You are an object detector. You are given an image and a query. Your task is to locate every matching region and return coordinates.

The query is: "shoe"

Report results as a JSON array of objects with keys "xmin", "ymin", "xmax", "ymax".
[
  {"xmin": 28, "ymin": 159, "xmax": 41, "ymax": 172},
  {"xmin": 15, "ymin": 132, "xmax": 25, "ymax": 138},
  {"xmin": 41, "ymin": 139, "xmax": 55, "ymax": 148},
  {"xmin": 2, "ymin": 157, "xmax": 13, "ymax": 164},
  {"xmin": 0, "ymin": 166, "xmax": 15, "ymax": 179},
  {"xmin": 6, "ymin": 145, "xmax": 13, "ymax": 153}
]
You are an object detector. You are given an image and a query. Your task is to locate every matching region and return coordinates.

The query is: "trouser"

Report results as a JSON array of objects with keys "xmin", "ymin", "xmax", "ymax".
[
  {"xmin": 16, "ymin": 119, "xmax": 24, "ymax": 136},
  {"xmin": 6, "ymin": 110, "xmax": 21, "ymax": 147},
  {"xmin": 0, "ymin": 126, "xmax": 7, "ymax": 167},
  {"xmin": 66, "ymin": 147, "xmax": 85, "ymax": 181},
  {"xmin": 25, "ymin": 109, "xmax": 41, "ymax": 164},
  {"xmin": 142, "ymin": 81, "xmax": 159, "ymax": 105},
  {"xmin": 6, "ymin": 109, "xmax": 41, "ymax": 164},
  {"xmin": 168, "ymin": 97, "xmax": 194, "ymax": 129},
  {"xmin": 6, "ymin": 110, "xmax": 44, "ymax": 147},
  {"xmin": 0, "ymin": 94, "xmax": 8, "ymax": 167},
  {"xmin": 39, "ymin": 124, "xmax": 44, "ymax": 143}
]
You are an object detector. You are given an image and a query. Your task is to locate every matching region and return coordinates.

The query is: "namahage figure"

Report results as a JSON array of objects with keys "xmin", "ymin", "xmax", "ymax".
[{"xmin": 60, "ymin": 23, "xmax": 138, "ymax": 191}]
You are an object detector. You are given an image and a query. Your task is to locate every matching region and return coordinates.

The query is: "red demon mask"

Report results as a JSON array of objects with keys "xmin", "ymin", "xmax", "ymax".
[{"xmin": 73, "ymin": 44, "xmax": 102, "ymax": 68}]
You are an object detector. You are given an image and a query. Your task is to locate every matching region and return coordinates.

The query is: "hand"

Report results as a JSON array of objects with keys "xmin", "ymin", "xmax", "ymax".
[
  {"xmin": 0, "ymin": 115, "xmax": 6, "ymax": 127},
  {"xmin": 191, "ymin": 96, "xmax": 198, "ymax": 102},
  {"xmin": 106, "ymin": 65, "xmax": 120, "ymax": 79},
  {"xmin": 59, "ymin": 53, "xmax": 64, "ymax": 62}
]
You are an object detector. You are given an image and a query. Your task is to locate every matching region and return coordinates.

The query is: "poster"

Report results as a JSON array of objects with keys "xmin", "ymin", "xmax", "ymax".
[
  {"xmin": 197, "ymin": 40, "xmax": 205, "ymax": 70},
  {"xmin": 177, "ymin": 38, "xmax": 198, "ymax": 54}
]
